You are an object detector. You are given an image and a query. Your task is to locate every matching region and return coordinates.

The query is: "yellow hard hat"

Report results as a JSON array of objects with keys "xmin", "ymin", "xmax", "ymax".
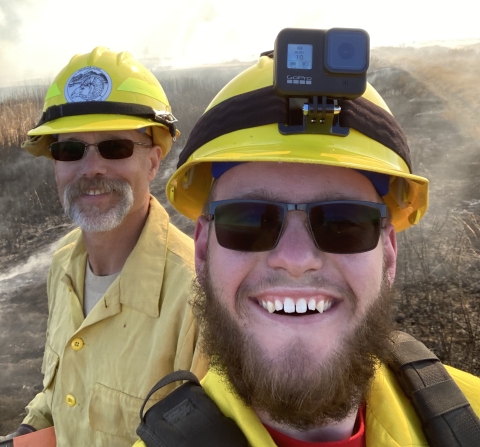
[
  {"xmin": 167, "ymin": 55, "xmax": 428, "ymax": 232},
  {"xmin": 22, "ymin": 46, "xmax": 180, "ymax": 159}
]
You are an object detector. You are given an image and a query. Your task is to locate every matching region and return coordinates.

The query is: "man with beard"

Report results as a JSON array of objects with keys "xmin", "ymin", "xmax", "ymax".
[
  {"xmin": 2, "ymin": 48, "xmax": 207, "ymax": 446},
  {"xmin": 135, "ymin": 48, "xmax": 480, "ymax": 446}
]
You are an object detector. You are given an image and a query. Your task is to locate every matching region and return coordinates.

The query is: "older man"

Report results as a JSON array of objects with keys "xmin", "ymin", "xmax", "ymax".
[
  {"xmin": 3, "ymin": 47, "xmax": 207, "ymax": 446},
  {"xmin": 135, "ymin": 32, "xmax": 480, "ymax": 447}
]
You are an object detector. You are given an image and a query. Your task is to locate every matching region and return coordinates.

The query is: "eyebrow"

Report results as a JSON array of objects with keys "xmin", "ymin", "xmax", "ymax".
[
  {"xmin": 226, "ymin": 188, "xmax": 369, "ymax": 203},
  {"xmin": 61, "ymin": 137, "xmax": 84, "ymax": 142},
  {"xmin": 60, "ymin": 134, "xmax": 126, "ymax": 142}
]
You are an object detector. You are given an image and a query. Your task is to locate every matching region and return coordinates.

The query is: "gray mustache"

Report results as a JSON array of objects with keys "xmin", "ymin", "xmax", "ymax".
[{"xmin": 65, "ymin": 178, "xmax": 131, "ymax": 199}]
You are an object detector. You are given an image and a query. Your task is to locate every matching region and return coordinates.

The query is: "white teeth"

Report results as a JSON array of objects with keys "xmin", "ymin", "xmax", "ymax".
[
  {"xmin": 259, "ymin": 298, "xmax": 334, "ymax": 314},
  {"xmin": 86, "ymin": 189, "xmax": 106, "ymax": 195},
  {"xmin": 296, "ymin": 298, "xmax": 307, "ymax": 313},
  {"xmin": 317, "ymin": 300, "xmax": 325, "ymax": 313},
  {"xmin": 284, "ymin": 298, "xmax": 295, "ymax": 313}
]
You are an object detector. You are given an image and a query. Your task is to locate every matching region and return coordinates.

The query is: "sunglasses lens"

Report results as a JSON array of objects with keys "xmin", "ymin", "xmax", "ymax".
[
  {"xmin": 309, "ymin": 203, "xmax": 381, "ymax": 254},
  {"xmin": 97, "ymin": 139, "xmax": 134, "ymax": 159},
  {"xmin": 50, "ymin": 141, "xmax": 85, "ymax": 161},
  {"xmin": 214, "ymin": 202, "xmax": 285, "ymax": 252}
]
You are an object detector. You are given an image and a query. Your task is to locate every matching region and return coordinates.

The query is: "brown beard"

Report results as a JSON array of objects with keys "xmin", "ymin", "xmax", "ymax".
[{"xmin": 191, "ymin": 262, "xmax": 395, "ymax": 431}]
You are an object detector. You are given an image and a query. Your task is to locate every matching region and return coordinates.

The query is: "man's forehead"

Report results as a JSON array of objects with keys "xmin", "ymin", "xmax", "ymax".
[
  {"xmin": 220, "ymin": 188, "xmax": 361, "ymax": 203},
  {"xmin": 213, "ymin": 162, "xmax": 379, "ymax": 202},
  {"xmin": 58, "ymin": 129, "xmax": 148, "ymax": 141}
]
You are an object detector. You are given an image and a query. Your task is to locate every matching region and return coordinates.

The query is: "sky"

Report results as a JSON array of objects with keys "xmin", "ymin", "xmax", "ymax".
[{"xmin": 0, "ymin": 0, "xmax": 479, "ymax": 86}]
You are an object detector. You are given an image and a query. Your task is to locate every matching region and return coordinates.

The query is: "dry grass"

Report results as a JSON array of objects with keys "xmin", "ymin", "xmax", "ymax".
[
  {"xmin": 0, "ymin": 87, "xmax": 45, "ymax": 148},
  {"xmin": 396, "ymin": 212, "xmax": 480, "ymax": 375}
]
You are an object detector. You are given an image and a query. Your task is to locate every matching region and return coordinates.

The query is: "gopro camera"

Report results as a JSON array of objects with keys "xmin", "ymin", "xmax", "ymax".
[{"xmin": 273, "ymin": 28, "xmax": 369, "ymax": 99}]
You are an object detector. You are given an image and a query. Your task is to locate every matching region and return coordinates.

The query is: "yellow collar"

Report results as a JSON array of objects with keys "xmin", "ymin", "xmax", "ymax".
[
  {"xmin": 61, "ymin": 195, "xmax": 170, "ymax": 318},
  {"xmin": 201, "ymin": 365, "xmax": 429, "ymax": 447},
  {"xmin": 118, "ymin": 196, "xmax": 169, "ymax": 317}
]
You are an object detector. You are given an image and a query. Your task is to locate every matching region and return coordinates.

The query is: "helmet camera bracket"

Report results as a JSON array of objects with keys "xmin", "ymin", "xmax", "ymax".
[{"xmin": 279, "ymin": 95, "xmax": 348, "ymax": 136}]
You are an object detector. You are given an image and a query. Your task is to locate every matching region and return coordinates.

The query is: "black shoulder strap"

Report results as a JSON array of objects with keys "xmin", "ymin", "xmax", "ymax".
[
  {"xmin": 137, "ymin": 370, "xmax": 249, "ymax": 447},
  {"xmin": 138, "ymin": 337, "xmax": 480, "ymax": 447},
  {"xmin": 388, "ymin": 331, "xmax": 480, "ymax": 447}
]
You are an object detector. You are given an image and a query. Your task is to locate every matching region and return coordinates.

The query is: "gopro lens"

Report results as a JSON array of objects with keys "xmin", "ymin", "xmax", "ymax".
[
  {"xmin": 338, "ymin": 42, "xmax": 355, "ymax": 60},
  {"xmin": 325, "ymin": 29, "xmax": 369, "ymax": 73}
]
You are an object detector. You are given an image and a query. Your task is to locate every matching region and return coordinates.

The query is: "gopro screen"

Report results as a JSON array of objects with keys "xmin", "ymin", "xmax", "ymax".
[{"xmin": 287, "ymin": 44, "xmax": 313, "ymax": 70}]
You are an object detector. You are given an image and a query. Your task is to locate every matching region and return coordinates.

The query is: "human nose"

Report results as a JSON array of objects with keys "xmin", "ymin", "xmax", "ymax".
[
  {"xmin": 79, "ymin": 144, "xmax": 108, "ymax": 176},
  {"xmin": 266, "ymin": 210, "xmax": 324, "ymax": 277}
]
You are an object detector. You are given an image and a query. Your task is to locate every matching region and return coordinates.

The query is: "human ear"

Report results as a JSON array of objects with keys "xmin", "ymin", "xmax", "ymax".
[
  {"xmin": 147, "ymin": 145, "xmax": 162, "ymax": 181},
  {"xmin": 382, "ymin": 223, "xmax": 397, "ymax": 286},
  {"xmin": 194, "ymin": 215, "xmax": 209, "ymax": 276}
]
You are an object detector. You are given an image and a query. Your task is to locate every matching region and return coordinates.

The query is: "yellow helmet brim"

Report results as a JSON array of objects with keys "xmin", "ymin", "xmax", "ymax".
[
  {"xmin": 24, "ymin": 115, "xmax": 179, "ymax": 159},
  {"xmin": 167, "ymin": 124, "xmax": 428, "ymax": 232}
]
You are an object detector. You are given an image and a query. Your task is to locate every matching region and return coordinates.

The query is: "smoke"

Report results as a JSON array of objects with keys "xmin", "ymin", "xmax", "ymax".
[
  {"xmin": 0, "ymin": 1, "xmax": 25, "ymax": 42},
  {"xmin": 0, "ymin": 0, "xmax": 479, "ymax": 87},
  {"xmin": 0, "ymin": 0, "xmax": 53, "ymax": 85},
  {"xmin": 0, "ymin": 238, "xmax": 59, "ymax": 292}
]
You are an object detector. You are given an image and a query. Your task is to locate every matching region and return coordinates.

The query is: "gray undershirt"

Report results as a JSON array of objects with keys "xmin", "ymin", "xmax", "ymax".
[{"xmin": 84, "ymin": 260, "xmax": 121, "ymax": 316}]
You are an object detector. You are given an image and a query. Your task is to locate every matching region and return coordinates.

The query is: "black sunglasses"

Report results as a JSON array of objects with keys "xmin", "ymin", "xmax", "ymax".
[
  {"xmin": 49, "ymin": 139, "xmax": 152, "ymax": 161},
  {"xmin": 207, "ymin": 199, "xmax": 387, "ymax": 254}
]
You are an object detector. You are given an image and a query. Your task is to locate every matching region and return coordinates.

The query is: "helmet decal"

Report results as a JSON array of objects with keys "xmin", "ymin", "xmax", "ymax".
[{"xmin": 65, "ymin": 66, "xmax": 112, "ymax": 103}]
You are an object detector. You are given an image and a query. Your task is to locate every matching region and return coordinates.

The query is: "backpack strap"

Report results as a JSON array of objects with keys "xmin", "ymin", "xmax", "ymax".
[
  {"xmin": 137, "ymin": 370, "xmax": 249, "ymax": 447},
  {"xmin": 388, "ymin": 331, "xmax": 480, "ymax": 447}
]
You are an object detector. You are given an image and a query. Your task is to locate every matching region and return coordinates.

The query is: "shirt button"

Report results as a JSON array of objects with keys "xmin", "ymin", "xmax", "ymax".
[
  {"xmin": 66, "ymin": 394, "xmax": 76, "ymax": 407},
  {"xmin": 71, "ymin": 338, "xmax": 84, "ymax": 351}
]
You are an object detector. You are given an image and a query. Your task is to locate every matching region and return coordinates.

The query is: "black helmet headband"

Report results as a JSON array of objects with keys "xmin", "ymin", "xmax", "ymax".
[{"xmin": 177, "ymin": 86, "xmax": 411, "ymax": 171}]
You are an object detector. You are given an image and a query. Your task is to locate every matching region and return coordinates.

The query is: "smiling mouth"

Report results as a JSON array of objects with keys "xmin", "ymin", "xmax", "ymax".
[{"xmin": 257, "ymin": 297, "xmax": 333, "ymax": 315}]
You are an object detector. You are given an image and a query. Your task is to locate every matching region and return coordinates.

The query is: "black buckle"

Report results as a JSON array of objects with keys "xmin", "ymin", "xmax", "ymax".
[{"xmin": 279, "ymin": 95, "xmax": 349, "ymax": 137}]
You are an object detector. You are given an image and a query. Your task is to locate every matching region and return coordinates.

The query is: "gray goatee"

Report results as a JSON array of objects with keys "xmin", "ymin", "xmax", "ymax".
[{"xmin": 63, "ymin": 177, "xmax": 134, "ymax": 233}]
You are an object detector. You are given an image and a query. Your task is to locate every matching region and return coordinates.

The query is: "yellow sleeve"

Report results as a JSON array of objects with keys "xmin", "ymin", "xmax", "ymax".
[
  {"xmin": 22, "ymin": 392, "xmax": 53, "ymax": 430},
  {"xmin": 21, "ymin": 265, "xmax": 57, "ymax": 429}
]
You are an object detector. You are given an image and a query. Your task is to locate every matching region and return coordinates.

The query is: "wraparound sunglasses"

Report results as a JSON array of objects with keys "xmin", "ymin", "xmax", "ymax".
[
  {"xmin": 49, "ymin": 139, "xmax": 152, "ymax": 161},
  {"xmin": 207, "ymin": 199, "xmax": 387, "ymax": 254}
]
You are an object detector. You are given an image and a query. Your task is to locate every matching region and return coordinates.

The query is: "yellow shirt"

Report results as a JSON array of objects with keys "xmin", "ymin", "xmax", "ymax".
[
  {"xmin": 23, "ymin": 196, "xmax": 208, "ymax": 447},
  {"xmin": 134, "ymin": 363, "xmax": 480, "ymax": 446}
]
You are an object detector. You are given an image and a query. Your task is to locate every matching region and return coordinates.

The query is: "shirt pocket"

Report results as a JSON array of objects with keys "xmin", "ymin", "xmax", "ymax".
[{"xmin": 89, "ymin": 382, "xmax": 146, "ymax": 442}]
